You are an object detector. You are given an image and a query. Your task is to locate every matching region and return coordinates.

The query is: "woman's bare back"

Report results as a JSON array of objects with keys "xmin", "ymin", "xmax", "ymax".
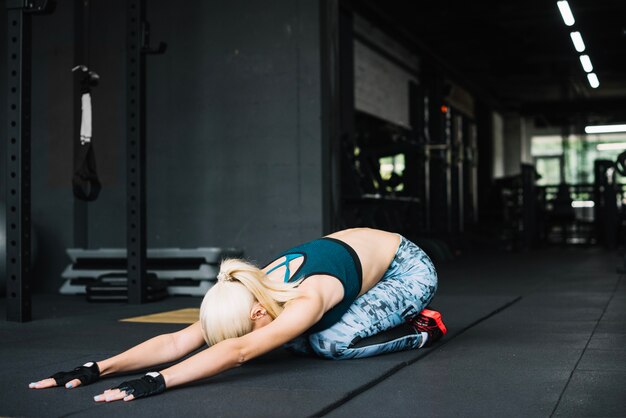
[{"xmin": 326, "ymin": 228, "xmax": 400, "ymax": 296}]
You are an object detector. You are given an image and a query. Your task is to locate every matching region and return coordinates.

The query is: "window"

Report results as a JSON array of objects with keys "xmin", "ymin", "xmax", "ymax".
[
  {"xmin": 379, "ymin": 153, "xmax": 405, "ymax": 192},
  {"xmin": 531, "ymin": 133, "xmax": 626, "ymax": 185},
  {"xmin": 534, "ymin": 156, "xmax": 562, "ymax": 186}
]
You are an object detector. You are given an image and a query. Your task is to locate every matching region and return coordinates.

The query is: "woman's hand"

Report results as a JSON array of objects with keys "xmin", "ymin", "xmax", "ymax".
[
  {"xmin": 93, "ymin": 372, "xmax": 166, "ymax": 403},
  {"xmin": 29, "ymin": 361, "xmax": 100, "ymax": 389}
]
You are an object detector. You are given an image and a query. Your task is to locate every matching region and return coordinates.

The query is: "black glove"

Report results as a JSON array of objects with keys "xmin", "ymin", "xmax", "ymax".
[
  {"xmin": 113, "ymin": 372, "xmax": 166, "ymax": 400},
  {"xmin": 50, "ymin": 361, "xmax": 100, "ymax": 386}
]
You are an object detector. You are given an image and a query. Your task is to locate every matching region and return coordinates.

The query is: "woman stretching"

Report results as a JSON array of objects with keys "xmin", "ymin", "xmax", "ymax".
[{"xmin": 29, "ymin": 228, "xmax": 447, "ymax": 402}]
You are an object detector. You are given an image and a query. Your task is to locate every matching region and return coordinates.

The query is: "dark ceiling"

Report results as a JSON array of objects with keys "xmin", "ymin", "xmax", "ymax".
[{"xmin": 355, "ymin": 0, "xmax": 626, "ymax": 122}]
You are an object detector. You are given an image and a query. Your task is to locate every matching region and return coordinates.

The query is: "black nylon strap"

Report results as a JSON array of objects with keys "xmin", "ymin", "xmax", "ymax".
[
  {"xmin": 114, "ymin": 372, "xmax": 166, "ymax": 399},
  {"xmin": 72, "ymin": 142, "xmax": 101, "ymax": 201},
  {"xmin": 50, "ymin": 361, "xmax": 100, "ymax": 386},
  {"xmin": 73, "ymin": 67, "xmax": 101, "ymax": 201}
]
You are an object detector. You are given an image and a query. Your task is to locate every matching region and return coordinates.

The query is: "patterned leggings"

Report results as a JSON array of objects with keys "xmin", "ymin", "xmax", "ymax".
[{"xmin": 285, "ymin": 236, "xmax": 438, "ymax": 359}]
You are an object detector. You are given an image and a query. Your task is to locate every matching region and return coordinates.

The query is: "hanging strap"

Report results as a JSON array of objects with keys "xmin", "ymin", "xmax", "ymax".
[{"xmin": 72, "ymin": 66, "xmax": 101, "ymax": 201}]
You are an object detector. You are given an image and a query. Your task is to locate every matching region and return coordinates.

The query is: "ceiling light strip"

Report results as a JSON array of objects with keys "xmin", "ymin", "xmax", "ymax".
[
  {"xmin": 557, "ymin": 1, "xmax": 575, "ymax": 26},
  {"xmin": 569, "ymin": 31, "xmax": 585, "ymax": 52},
  {"xmin": 584, "ymin": 124, "xmax": 626, "ymax": 134},
  {"xmin": 586, "ymin": 73, "xmax": 600, "ymax": 88},
  {"xmin": 596, "ymin": 143, "xmax": 626, "ymax": 151},
  {"xmin": 579, "ymin": 55, "xmax": 593, "ymax": 72}
]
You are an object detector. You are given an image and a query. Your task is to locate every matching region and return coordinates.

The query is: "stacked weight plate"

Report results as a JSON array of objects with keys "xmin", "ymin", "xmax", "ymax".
[{"xmin": 59, "ymin": 247, "xmax": 243, "ymax": 298}]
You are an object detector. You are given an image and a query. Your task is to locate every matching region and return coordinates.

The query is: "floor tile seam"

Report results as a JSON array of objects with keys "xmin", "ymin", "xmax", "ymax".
[
  {"xmin": 574, "ymin": 368, "xmax": 626, "ymax": 373},
  {"xmin": 308, "ymin": 296, "xmax": 523, "ymax": 418},
  {"xmin": 562, "ymin": 369, "xmax": 626, "ymax": 375},
  {"xmin": 579, "ymin": 348, "xmax": 626, "ymax": 352},
  {"xmin": 385, "ymin": 364, "xmax": 581, "ymax": 373},
  {"xmin": 549, "ymin": 275, "xmax": 623, "ymax": 418}
]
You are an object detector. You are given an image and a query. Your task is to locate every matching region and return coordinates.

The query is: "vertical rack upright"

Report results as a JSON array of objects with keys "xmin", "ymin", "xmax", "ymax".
[
  {"xmin": 126, "ymin": 0, "xmax": 147, "ymax": 303},
  {"xmin": 72, "ymin": 0, "xmax": 89, "ymax": 248},
  {"xmin": 6, "ymin": 0, "xmax": 34, "ymax": 322}
]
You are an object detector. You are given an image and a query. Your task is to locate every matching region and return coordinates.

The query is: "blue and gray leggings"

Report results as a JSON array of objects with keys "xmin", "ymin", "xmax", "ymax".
[{"xmin": 285, "ymin": 236, "xmax": 438, "ymax": 360}]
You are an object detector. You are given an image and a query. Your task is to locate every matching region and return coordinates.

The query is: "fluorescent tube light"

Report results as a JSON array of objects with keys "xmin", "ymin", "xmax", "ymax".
[
  {"xmin": 585, "ymin": 124, "xmax": 626, "ymax": 134},
  {"xmin": 571, "ymin": 201, "xmax": 594, "ymax": 208},
  {"xmin": 596, "ymin": 142, "xmax": 626, "ymax": 151},
  {"xmin": 579, "ymin": 55, "xmax": 593, "ymax": 72},
  {"xmin": 557, "ymin": 1, "xmax": 575, "ymax": 26},
  {"xmin": 587, "ymin": 73, "xmax": 599, "ymax": 88},
  {"xmin": 570, "ymin": 31, "xmax": 585, "ymax": 52}
]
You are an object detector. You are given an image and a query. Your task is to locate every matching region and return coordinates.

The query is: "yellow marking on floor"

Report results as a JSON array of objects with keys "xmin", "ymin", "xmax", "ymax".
[{"xmin": 120, "ymin": 308, "xmax": 200, "ymax": 324}]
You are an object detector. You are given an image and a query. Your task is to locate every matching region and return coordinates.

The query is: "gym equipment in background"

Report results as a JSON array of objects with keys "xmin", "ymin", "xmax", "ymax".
[
  {"xmin": 0, "ymin": 204, "xmax": 5, "ymax": 295},
  {"xmin": 126, "ymin": 0, "xmax": 168, "ymax": 304},
  {"xmin": 60, "ymin": 247, "xmax": 242, "ymax": 299},
  {"xmin": 593, "ymin": 159, "xmax": 618, "ymax": 250},
  {"xmin": 495, "ymin": 164, "xmax": 543, "ymax": 251},
  {"xmin": 615, "ymin": 151, "xmax": 626, "ymax": 273},
  {"xmin": 5, "ymin": 0, "xmax": 56, "ymax": 322},
  {"xmin": 86, "ymin": 273, "xmax": 167, "ymax": 302},
  {"xmin": 615, "ymin": 151, "xmax": 626, "ymax": 177},
  {"xmin": 71, "ymin": 65, "xmax": 101, "ymax": 201},
  {"xmin": 340, "ymin": 112, "xmax": 423, "ymax": 237}
]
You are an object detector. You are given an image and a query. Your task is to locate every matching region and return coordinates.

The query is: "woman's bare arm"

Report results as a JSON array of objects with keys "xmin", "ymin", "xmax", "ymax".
[
  {"xmin": 98, "ymin": 321, "xmax": 205, "ymax": 376},
  {"xmin": 30, "ymin": 321, "xmax": 205, "ymax": 390},
  {"xmin": 96, "ymin": 294, "xmax": 325, "ymax": 401}
]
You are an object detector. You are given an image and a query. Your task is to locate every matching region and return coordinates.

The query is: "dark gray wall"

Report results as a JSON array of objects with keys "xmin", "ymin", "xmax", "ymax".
[
  {"xmin": 144, "ymin": 0, "xmax": 325, "ymax": 260},
  {"xmin": 2, "ymin": 0, "xmax": 327, "ymax": 293}
]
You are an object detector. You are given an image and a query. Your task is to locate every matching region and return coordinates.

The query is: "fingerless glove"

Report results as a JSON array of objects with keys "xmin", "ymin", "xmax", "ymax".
[
  {"xmin": 114, "ymin": 372, "xmax": 166, "ymax": 399},
  {"xmin": 50, "ymin": 361, "xmax": 100, "ymax": 386}
]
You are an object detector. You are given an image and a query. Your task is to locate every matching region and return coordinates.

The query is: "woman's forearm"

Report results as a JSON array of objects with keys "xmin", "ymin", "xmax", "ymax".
[
  {"xmin": 97, "ymin": 333, "xmax": 180, "ymax": 376},
  {"xmin": 159, "ymin": 339, "xmax": 242, "ymax": 389}
]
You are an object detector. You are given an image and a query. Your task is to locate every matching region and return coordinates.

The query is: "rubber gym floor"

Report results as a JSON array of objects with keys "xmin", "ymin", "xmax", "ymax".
[{"xmin": 1, "ymin": 246, "xmax": 624, "ymax": 418}]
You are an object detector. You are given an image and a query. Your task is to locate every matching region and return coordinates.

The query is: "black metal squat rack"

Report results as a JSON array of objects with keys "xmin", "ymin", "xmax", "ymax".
[
  {"xmin": 5, "ymin": 0, "xmax": 164, "ymax": 321},
  {"xmin": 126, "ymin": 0, "xmax": 166, "ymax": 304},
  {"xmin": 5, "ymin": 0, "xmax": 47, "ymax": 322}
]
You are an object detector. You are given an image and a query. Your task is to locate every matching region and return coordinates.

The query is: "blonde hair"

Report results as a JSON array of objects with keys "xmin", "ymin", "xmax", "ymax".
[{"xmin": 199, "ymin": 258, "xmax": 302, "ymax": 346}]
